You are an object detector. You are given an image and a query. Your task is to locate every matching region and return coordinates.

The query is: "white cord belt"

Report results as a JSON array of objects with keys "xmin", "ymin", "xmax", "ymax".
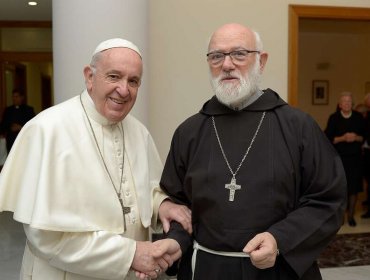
[{"xmin": 191, "ymin": 241, "xmax": 250, "ymax": 280}]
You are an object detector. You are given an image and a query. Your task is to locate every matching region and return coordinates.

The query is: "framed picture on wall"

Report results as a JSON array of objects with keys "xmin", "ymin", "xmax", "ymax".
[{"xmin": 312, "ymin": 80, "xmax": 329, "ymax": 105}]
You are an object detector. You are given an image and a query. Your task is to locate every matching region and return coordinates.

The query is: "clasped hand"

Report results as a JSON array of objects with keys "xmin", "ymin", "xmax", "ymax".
[
  {"xmin": 343, "ymin": 132, "xmax": 358, "ymax": 142},
  {"xmin": 132, "ymin": 239, "xmax": 181, "ymax": 279},
  {"xmin": 243, "ymin": 232, "xmax": 279, "ymax": 269}
]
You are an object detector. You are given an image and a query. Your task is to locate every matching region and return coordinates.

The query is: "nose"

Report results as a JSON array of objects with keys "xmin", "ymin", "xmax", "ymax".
[
  {"xmin": 221, "ymin": 55, "xmax": 236, "ymax": 71},
  {"xmin": 116, "ymin": 80, "xmax": 130, "ymax": 97}
]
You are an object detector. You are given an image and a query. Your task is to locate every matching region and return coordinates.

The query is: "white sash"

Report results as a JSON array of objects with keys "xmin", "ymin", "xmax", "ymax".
[{"xmin": 191, "ymin": 241, "xmax": 250, "ymax": 280}]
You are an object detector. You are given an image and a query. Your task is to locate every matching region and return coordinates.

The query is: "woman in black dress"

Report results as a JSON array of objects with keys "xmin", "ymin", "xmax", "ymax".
[{"xmin": 325, "ymin": 92, "xmax": 366, "ymax": 226}]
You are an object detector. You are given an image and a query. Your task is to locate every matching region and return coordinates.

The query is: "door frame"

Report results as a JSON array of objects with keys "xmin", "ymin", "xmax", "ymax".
[{"xmin": 288, "ymin": 5, "xmax": 370, "ymax": 106}]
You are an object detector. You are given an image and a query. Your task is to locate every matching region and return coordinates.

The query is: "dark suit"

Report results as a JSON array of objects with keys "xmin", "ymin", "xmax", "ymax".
[{"xmin": 0, "ymin": 104, "xmax": 35, "ymax": 152}]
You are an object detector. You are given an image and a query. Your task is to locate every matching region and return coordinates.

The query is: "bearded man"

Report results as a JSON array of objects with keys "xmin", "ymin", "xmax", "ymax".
[{"xmin": 159, "ymin": 23, "xmax": 347, "ymax": 280}]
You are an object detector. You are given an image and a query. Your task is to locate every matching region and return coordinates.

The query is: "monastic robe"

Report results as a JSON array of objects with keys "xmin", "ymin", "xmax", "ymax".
[
  {"xmin": 0, "ymin": 90, "xmax": 167, "ymax": 280},
  {"xmin": 162, "ymin": 89, "xmax": 347, "ymax": 280}
]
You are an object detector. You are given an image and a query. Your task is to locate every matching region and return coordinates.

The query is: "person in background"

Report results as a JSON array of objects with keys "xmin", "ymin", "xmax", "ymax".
[
  {"xmin": 354, "ymin": 103, "xmax": 367, "ymax": 118},
  {"xmin": 0, "ymin": 38, "xmax": 191, "ymax": 280},
  {"xmin": 325, "ymin": 92, "xmax": 366, "ymax": 226},
  {"xmin": 0, "ymin": 89, "xmax": 35, "ymax": 153},
  {"xmin": 361, "ymin": 93, "xmax": 370, "ymax": 218},
  {"xmin": 158, "ymin": 23, "xmax": 347, "ymax": 280}
]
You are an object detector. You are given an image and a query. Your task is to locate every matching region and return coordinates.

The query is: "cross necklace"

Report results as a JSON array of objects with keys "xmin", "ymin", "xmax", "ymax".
[
  {"xmin": 80, "ymin": 94, "xmax": 130, "ymax": 231},
  {"xmin": 212, "ymin": 111, "xmax": 266, "ymax": 202}
]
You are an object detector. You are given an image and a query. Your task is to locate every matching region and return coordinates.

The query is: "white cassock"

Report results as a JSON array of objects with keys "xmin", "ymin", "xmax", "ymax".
[{"xmin": 0, "ymin": 90, "xmax": 168, "ymax": 280}]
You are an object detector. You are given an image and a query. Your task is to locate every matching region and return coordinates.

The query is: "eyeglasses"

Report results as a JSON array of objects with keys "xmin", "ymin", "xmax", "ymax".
[{"xmin": 206, "ymin": 49, "xmax": 260, "ymax": 66}]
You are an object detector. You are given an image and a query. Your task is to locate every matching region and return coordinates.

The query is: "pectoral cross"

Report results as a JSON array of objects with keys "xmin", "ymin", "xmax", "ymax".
[
  {"xmin": 118, "ymin": 196, "xmax": 131, "ymax": 231},
  {"xmin": 225, "ymin": 177, "xmax": 241, "ymax": 202}
]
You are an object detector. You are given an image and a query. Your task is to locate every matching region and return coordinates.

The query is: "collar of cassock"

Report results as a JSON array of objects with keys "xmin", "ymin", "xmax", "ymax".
[
  {"xmin": 200, "ymin": 88, "xmax": 287, "ymax": 116},
  {"xmin": 80, "ymin": 90, "xmax": 118, "ymax": 126}
]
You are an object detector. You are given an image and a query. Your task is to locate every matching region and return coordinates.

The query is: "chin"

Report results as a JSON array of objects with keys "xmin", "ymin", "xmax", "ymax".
[{"xmin": 105, "ymin": 112, "xmax": 125, "ymax": 123}]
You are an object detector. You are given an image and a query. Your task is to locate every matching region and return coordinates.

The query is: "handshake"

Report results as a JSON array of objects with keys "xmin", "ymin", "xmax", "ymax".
[{"xmin": 132, "ymin": 238, "xmax": 182, "ymax": 279}]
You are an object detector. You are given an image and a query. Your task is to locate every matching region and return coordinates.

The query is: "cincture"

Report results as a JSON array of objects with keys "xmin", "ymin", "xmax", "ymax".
[{"xmin": 191, "ymin": 241, "xmax": 250, "ymax": 280}]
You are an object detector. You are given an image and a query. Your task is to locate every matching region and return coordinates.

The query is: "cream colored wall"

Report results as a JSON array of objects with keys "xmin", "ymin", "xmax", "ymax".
[
  {"xmin": 25, "ymin": 62, "xmax": 53, "ymax": 114},
  {"xmin": 299, "ymin": 32, "xmax": 370, "ymax": 130},
  {"xmin": 149, "ymin": 0, "xmax": 370, "ymax": 161}
]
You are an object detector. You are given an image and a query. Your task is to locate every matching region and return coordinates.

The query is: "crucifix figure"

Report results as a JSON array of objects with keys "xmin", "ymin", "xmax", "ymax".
[
  {"xmin": 118, "ymin": 197, "xmax": 131, "ymax": 231},
  {"xmin": 225, "ymin": 177, "xmax": 241, "ymax": 202}
]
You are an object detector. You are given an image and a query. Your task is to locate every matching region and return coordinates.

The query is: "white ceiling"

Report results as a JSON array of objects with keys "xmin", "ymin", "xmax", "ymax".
[{"xmin": 0, "ymin": 0, "xmax": 51, "ymax": 21}]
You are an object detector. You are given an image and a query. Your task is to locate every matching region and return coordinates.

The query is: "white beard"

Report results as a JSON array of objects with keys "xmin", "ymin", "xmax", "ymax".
[{"xmin": 210, "ymin": 59, "xmax": 261, "ymax": 108}]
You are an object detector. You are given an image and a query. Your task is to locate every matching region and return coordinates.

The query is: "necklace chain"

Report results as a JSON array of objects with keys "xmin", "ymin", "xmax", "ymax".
[
  {"xmin": 79, "ymin": 94, "xmax": 125, "ymax": 197},
  {"xmin": 212, "ymin": 112, "xmax": 266, "ymax": 179}
]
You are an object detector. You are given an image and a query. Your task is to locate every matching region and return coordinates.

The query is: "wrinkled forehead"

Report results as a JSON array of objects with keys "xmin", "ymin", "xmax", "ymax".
[
  {"xmin": 208, "ymin": 27, "xmax": 256, "ymax": 51},
  {"xmin": 100, "ymin": 47, "xmax": 141, "ymax": 59},
  {"xmin": 339, "ymin": 95, "xmax": 352, "ymax": 102}
]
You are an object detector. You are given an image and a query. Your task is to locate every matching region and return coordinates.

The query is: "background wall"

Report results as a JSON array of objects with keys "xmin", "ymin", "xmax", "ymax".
[
  {"xmin": 148, "ymin": 0, "xmax": 370, "ymax": 161},
  {"xmin": 25, "ymin": 62, "xmax": 53, "ymax": 113},
  {"xmin": 52, "ymin": 0, "xmax": 149, "ymax": 125}
]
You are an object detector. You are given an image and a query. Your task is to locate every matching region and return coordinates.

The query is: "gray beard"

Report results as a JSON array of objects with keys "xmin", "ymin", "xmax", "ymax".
[{"xmin": 210, "ymin": 62, "xmax": 261, "ymax": 109}]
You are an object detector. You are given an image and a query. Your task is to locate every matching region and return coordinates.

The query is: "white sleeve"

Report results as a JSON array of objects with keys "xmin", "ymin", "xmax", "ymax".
[{"xmin": 24, "ymin": 224, "xmax": 136, "ymax": 279}]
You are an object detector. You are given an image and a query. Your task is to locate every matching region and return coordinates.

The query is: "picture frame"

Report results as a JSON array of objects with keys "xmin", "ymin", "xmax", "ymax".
[{"xmin": 312, "ymin": 80, "xmax": 329, "ymax": 105}]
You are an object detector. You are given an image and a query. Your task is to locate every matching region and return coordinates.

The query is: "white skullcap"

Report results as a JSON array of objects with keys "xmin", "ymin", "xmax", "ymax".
[{"xmin": 92, "ymin": 38, "xmax": 142, "ymax": 58}]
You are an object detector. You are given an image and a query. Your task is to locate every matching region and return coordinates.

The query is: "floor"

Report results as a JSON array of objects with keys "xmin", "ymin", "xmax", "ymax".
[
  {"xmin": 0, "ymin": 211, "xmax": 26, "ymax": 280},
  {"xmin": 1, "ymin": 197, "xmax": 370, "ymax": 280},
  {"xmin": 319, "ymin": 193, "xmax": 370, "ymax": 280}
]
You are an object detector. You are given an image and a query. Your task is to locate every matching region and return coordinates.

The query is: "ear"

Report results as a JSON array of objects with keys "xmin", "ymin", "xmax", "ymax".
[
  {"xmin": 259, "ymin": 52, "xmax": 268, "ymax": 73},
  {"xmin": 83, "ymin": 65, "xmax": 94, "ymax": 91}
]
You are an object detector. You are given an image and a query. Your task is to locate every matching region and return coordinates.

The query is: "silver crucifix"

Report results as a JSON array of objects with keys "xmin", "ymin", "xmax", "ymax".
[{"xmin": 225, "ymin": 177, "xmax": 241, "ymax": 201}]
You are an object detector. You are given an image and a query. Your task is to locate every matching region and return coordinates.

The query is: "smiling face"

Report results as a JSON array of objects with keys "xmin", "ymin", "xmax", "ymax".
[
  {"xmin": 339, "ymin": 94, "xmax": 353, "ymax": 114},
  {"xmin": 208, "ymin": 24, "xmax": 267, "ymax": 84},
  {"xmin": 84, "ymin": 47, "xmax": 143, "ymax": 123},
  {"xmin": 207, "ymin": 24, "xmax": 268, "ymax": 106}
]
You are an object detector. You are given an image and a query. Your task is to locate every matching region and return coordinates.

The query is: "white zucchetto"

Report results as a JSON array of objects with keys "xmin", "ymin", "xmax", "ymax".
[{"xmin": 93, "ymin": 38, "xmax": 142, "ymax": 58}]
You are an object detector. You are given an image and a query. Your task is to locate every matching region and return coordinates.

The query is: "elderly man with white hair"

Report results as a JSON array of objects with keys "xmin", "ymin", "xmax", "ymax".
[
  {"xmin": 0, "ymin": 38, "xmax": 190, "ymax": 280},
  {"xmin": 160, "ymin": 23, "xmax": 347, "ymax": 280}
]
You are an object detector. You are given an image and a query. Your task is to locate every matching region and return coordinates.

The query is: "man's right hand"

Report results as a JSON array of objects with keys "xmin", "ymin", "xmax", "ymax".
[
  {"xmin": 131, "ymin": 241, "xmax": 162, "ymax": 279},
  {"xmin": 133, "ymin": 239, "xmax": 181, "ymax": 279}
]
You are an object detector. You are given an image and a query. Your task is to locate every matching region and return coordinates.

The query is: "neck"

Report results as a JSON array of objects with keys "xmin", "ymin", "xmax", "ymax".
[
  {"xmin": 228, "ymin": 89, "xmax": 263, "ymax": 111},
  {"xmin": 341, "ymin": 110, "xmax": 352, "ymax": 118}
]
